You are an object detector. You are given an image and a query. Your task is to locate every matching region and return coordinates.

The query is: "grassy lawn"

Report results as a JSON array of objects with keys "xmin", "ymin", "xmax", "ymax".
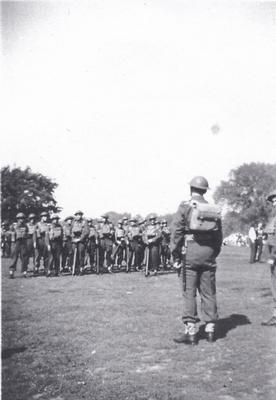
[{"xmin": 1, "ymin": 246, "xmax": 276, "ymax": 400}]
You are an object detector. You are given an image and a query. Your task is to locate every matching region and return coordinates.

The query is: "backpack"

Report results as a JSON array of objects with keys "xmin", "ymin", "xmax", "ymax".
[{"xmin": 188, "ymin": 200, "xmax": 221, "ymax": 232}]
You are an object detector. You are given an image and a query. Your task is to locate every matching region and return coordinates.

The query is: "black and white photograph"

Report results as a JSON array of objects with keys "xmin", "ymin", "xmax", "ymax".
[{"xmin": 1, "ymin": 0, "xmax": 276, "ymax": 399}]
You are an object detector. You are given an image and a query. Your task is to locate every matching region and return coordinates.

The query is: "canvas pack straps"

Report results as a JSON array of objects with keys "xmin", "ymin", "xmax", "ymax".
[{"xmin": 188, "ymin": 200, "xmax": 221, "ymax": 232}]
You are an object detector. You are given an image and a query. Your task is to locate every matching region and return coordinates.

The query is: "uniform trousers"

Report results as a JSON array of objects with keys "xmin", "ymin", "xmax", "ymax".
[
  {"xmin": 35, "ymin": 237, "xmax": 50, "ymax": 269},
  {"xmin": 148, "ymin": 243, "xmax": 160, "ymax": 270},
  {"xmin": 87, "ymin": 239, "xmax": 97, "ymax": 267},
  {"xmin": 180, "ymin": 263, "xmax": 218, "ymax": 324},
  {"xmin": 255, "ymin": 238, "xmax": 263, "ymax": 261},
  {"xmin": 9, "ymin": 239, "xmax": 28, "ymax": 272},
  {"xmin": 249, "ymin": 239, "xmax": 257, "ymax": 263},
  {"xmin": 99, "ymin": 238, "xmax": 113, "ymax": 267},
  {"xmin": 112, "ymin": 242, "xmax": 127, "ymax": 266},
  {"xmin": 72, "ymin": 242, "xmax": 86, "ymax": 273},
  {"xmin": 26, "ymin": 237, "xmax": 35, "ymax": 263},
  {"xmin": 62, "ymin": 239, "xmax": 73, "ymax": 269},
  {"xmin": 160, "ymin": 243, "xmax": 170, "ymax": 266},
  {"xmin": 128, "ymin": 240, "xmax": 143, "ymax": 268},
  {"xmin": 49, "ymin": 240, "xmax": 63, "ymax": 275}
]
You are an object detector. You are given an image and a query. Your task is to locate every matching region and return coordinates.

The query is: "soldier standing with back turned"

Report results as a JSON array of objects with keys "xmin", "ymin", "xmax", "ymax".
[{"xmin": 170, "ymin": 176, "xmax": 222, "ymax": 345}]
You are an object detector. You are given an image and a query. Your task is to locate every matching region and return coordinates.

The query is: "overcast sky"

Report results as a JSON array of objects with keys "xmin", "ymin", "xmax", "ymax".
[{"xmin": 1, "ymin": 0, "xmax": 276, "ymax": 218}]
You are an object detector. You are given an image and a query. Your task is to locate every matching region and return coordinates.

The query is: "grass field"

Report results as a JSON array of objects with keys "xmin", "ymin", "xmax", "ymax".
[{"xmin": 1, "ymin": 246, "xmax": 276, "ymax": 400}]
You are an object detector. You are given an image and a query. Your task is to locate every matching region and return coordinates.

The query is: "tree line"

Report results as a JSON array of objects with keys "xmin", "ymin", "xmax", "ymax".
[{"xmin": 1, "ymin": 163, "xmax": 276, "ymax": 236}]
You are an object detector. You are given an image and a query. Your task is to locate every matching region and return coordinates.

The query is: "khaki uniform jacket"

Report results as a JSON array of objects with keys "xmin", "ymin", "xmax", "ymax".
[{"xmin": 170, "ymin": 194, "xmax": 222, "ymax": 266}]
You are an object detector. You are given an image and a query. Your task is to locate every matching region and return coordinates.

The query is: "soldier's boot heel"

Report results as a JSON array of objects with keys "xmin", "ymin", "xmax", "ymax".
[{"xmin": 206, "ymin": 332, "xmax": 216, "ymax": 342}]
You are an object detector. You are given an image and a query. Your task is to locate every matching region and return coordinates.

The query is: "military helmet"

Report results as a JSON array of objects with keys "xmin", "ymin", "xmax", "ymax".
[
  {"xmin": 87, "ymin": 218, "xmax": 93, "ymax": 222},
  {"xmin": 40, "ymin": 211, "xmax": 48, "ymax": 217},
  {"xmin": 161, "ymin": 219, "xmax": 167, "ymax": 224},
  {"xmin": 50, "ymin": 213, "xmax": 60, "ymax": 220},
  {"xmin": 189, "ymin": 176, "xmax": 210, "ymax": 190},
  {"xmin": 74, "ymin": 210, "xmax": 83, "ymax": 216},
  {"xmin": 16, "ymin": 212, "xmax": 26, "ymax": 219},
  {"xmin": 129, "ymin": 217, "xmax": 137, "ymax": 222},
  {"xmin": 267, "ymin": 189, "xmax": 276, "ymax": 202},
  {"xmin": 117, "ymin": 219, "xmax": 123, "ymax": 224},
  {"xmin": 65, "ymin": 215, "xmax": 74, "ymax": 221},
  {"xmin": 28, "ymin": 213, "xmax": 36, "ymax": 219},
  {"xmin": 101, "ymin": 214, "xmax": 109, "ymax": 219},
  {"xmin": 122, "ymin": 216, "xmax": 128, "ymax": 221},
  {"xmin": 148, "ymin": 213, "xmax": 157, "ymax": 220}
]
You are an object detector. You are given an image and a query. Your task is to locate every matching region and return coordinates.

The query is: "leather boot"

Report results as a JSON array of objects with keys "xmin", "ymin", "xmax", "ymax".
[{"xmin": 173, "ymin": 333, "xmax": 198, "ymax": 345}]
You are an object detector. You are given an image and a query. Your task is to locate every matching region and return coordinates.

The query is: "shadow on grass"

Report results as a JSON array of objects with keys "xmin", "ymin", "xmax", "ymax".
[
  {"xmin": 198, "ymin": 313, "xmax": 251, "ymax": 341},
  {"xmin": 2, "ymin": 346, "xmax": 27, "ymax": 360}
]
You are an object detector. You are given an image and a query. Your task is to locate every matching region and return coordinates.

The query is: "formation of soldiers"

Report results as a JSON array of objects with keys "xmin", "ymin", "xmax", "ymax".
[{"xmin": 2, "ymin": 210, "xmax": 172, "ymax": 279}]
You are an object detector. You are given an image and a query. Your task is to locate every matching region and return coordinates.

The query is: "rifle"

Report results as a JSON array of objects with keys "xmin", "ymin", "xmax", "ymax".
[
  {"xmin": 181, "ymin": 241, "xmax": 187, "ymax": 289},
  {"xmin": 144, "ymin": 245, "xmax": 149, "ymax": 277},
  {"xmin": 127, "ymin": 249, "xmax": 135, "ymax": 273},
  {"xmin": 59, "ymin": 253, "xmax": 63, "ymax": 273},
  {"xmin": 96, "ymin": 246, "xmax": 100, "ymax": 275},
  {"xmin": 72, "ymin": 244, "xmax": 77, "ymax": 276}
]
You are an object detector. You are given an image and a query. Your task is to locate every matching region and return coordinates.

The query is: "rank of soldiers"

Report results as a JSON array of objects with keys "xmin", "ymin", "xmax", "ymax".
[{"xmin": 2, "ymin": 211, "xmax": 172, "ymax": 279}]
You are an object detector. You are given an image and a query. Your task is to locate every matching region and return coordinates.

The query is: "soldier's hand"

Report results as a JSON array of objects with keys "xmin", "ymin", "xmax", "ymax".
[{"xmin": 47, "ymin": 245, "xmax": 51, "ymax": 252}]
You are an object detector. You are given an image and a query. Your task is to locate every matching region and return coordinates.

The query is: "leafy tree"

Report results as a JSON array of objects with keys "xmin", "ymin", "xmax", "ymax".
[
  {"xmin": 1, "ymin": 166, "xmax": 60, "ymax": 223},
  {"xmin": 103, "ymin": 211, "xmax": 131, "ymax": 225},
  {"xmin": 214, "ymin": 162, "xmax": 276, "ymax": 234}
]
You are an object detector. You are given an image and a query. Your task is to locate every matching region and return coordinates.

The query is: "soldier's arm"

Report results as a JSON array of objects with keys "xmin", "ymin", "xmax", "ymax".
[
  {"xmin": 170, "ymin": 202, "xmax": 188, "ymax": 262},
  {"xmin": 213, "ymin": 220, "xmax": 223, "ymax": 258}
]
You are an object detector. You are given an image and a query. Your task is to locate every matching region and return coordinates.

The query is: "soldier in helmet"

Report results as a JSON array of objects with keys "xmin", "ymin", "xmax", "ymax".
[
  {"xmin": 34, "ymin": 211, "xmax": 50, "ymax": 275},
  {"xmin": 98, "ymin": 214, "xmax": 114, "ymax": 273},
  {"xmin": 160, "ymin": 219, "xmax": 171, "ymax": 269},
  {"xmin": 86, "ymin": 218, "xmax": 98, "ymax": 272},
  {"xmin": 62, "ymin": 216, "xmax": 74, "ymax": 272},
  {"xmin": 171, "ymin": 176, "xmax": 222, "ymax": 345},
  {"xmin": 112, "ymin": 219, "xmax": 127, "ymax": 269},
  {"xmin": 128, "ymin": 217, "xmax": 144, "ymax": 272},
  {"xmin": 122, "ymin": 217, "xmax": 130, "ymax": 237},
  {"xmin": 261, "ymin": 190, "xmax": 276, "ymax": 326},
  {"xmin": 26, "ymin": 213, "xmax": 37, "ymax": 269},
  {"xmin": 71, "ymin": 211, "xmax": 89, "ymax": 275},
  {"xmin": 48, "ymin": 214, "xmax": 63, "ymax": 277},
  {"xmin": 143, "ymin": 214, "xmax": 161, "ymax": 276},
  {"xmin": 9, "ymin": 213, "xmax": 29, "ymax": 278}
]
